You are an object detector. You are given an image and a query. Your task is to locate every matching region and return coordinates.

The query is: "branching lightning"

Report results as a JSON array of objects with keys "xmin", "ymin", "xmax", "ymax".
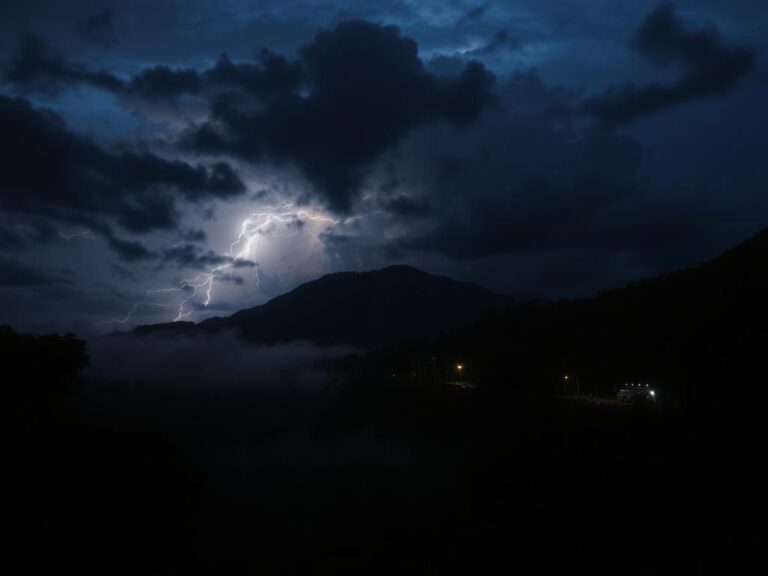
[{"xmin": 100, "ymin": 204, "xmax": 365, "ymax": 328}]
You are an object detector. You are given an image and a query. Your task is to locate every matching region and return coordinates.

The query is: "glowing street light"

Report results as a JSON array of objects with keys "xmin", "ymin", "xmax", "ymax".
[{"xmin": 457, "ymin": 364, "xmax": 464, "ymax": 382}]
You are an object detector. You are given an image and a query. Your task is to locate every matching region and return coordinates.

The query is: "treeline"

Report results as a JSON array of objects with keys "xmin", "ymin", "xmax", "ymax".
[
  {"xmin": 0, "ymin": 325, "xmax": 88, "ymax": 403},
  {"xmin": 1, "ymin": 326, "xmax": 198, "ymax": 574},
  {"xmin": 344, "ymin": 230, "xmax": 768, "ymax": 410}
]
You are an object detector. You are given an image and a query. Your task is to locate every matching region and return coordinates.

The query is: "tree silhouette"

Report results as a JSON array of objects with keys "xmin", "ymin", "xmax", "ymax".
[{"xmin": 0, "ymin": 325, "xmax": 87, "ymax": 403}]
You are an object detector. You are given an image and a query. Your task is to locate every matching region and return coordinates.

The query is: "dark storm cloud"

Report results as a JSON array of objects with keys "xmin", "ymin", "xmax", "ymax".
[
  {"xmin": 110, "ymin": 264, "xmax": 138, "ymax": 281},
  {"xmin": 161, "ymin": 243, "xmax": 231, "ymax": 269},
  {"xmin": 128, "ymin": 65, "xmax": 202, "ymax": 101},
  {"xmin": 0, "ymin": 219, "xmax": 62, "ymax": 251},
  {"xmin": 456, "ymin": 4, "xmax": 489, "ymax": 29},
  {"xmin": 384, "ymin": 69, "xmax": 723, "ymax": 271},
  {"xmin": 319, "ymin": 230, "xmax": 352, "ymax": 247},
  {"xmin": 107, "ymin": 236, "xmax": 155, "ymax": 262},
  {"xmin": 217, "ymin": 272, "xmax": 246, "ymax": 285},
  {"xmin": 204, "ymin": 51, "xmax": 302, "ymax": 99},
  {"xmin": 76, "ymin": 8, "xmax": 118, "ymax": 48},
  {"xmin": 0, "ymin": 96, "xmax": 245, "ymax": 262},
  {"xmin": 161, "ymin": 243, "xmax": 256, "ymax": 270},
  {"xmin": 187, "ymin": 20, "xmax": 496, "ymax": 212},
  {"xmin": 0, "ymin": 255, "xmax": 54, "ymax": 287},
  {"xmin": 178, "ymin": 228, "xmax": 208, "ymax": 243},
  {"xmin": 3, "ymin": 33, "xmax": 124, "ymax": 96},
  {"xmin": 231, "ymin": 258, "xmax": 257, "ymax": 269},
  {"xmin": 0, "ymin": 95, "xmax": 245, "ymax": 257},
  {"xmin": 478, "ymin": 30, "xmax": 522, "ymax": 55},
  {"xmin": 584, "ymin": 3, "xmax": 755, "ymax": 127},
  {"xmin": 113, "ymin": 192, "xmax": 178, "ymax": 233},
  {"xmin": 0, "ymin": 228, "xmax": 27, "ymax": 250},
  {"xmin": 28, "ymin": 221, "xmax": 59, "ymax": 244},
  {"xmin": 1, "ymin": 2, "xmax": 763, "ymax": 318},
  {"xmin": 383, "ymin": 194, "xmax": 433, "ymax": 219},
  {"xmin": 3, "ymin": 23, "xmax": 495, "ymax": 213},
  {"xmin": 4, "ymin": 34, "xmax": 202, "ymax": 103}
]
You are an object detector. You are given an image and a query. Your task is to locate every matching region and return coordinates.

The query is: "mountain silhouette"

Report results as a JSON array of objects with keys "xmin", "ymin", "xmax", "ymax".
[
  {"xmin": 394, "ymin": 229, "xmax": 768, "ymax": 407},
  {"xmin": 130, "ymin": 265, "xmax": 511, "ymax": 347}
]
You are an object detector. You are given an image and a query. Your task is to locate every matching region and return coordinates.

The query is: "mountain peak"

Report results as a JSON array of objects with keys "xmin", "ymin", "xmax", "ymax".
[{"xmin": 133, "ymin": 266, "xmax": 510, "ymax": 347}]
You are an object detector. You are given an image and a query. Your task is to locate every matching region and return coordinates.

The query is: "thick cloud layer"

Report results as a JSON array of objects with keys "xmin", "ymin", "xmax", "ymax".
[
  {"xmin": 4, "ymin": 33, "xmax": 124, "ymax": 95},
  {"xmin": 342, "ymin": 63, "xmax": 751, "ymax": 297},
  {"xmin": 0, "ymin": 2, "xmax": 764, "ymax": 331},
  {"xmin": 584, "ymin": 3, "xmax": 755, "ymax": 127},
  {"xmin": 0, "ymin": 255, "xmax": 55, "ymax": 287},
  {"xmin": 161, "ymin": 243, "xmax": 257, "ymax": 270},
  {"xmin": 0, "ymin": 95, "xmax": 245, "ymax": 259},
  {"xmin": 380, "ymin": 72, "xmax": 647, "ymax": 259},
  {"xmin": 188, "ymin": 21, "xmax": 497, "ymax": 212},
  {"xmin": 108, "ymin": 236, "xmax": 155, "ymax": 262},
  {"xmin": 4, "ymin": 22, "xmax": 496, "ymax": 214}
]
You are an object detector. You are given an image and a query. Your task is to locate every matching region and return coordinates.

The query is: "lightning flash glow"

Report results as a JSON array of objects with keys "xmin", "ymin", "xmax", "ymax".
[{"xmin": 100, "ymin": 204, "xmax": 361, "ymax": 327}]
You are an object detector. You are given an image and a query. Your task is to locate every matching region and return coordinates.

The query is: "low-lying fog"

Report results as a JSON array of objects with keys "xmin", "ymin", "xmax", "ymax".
[{"xmin": 86, "ymin": 332, "xmax": 359, "ymax": 389}]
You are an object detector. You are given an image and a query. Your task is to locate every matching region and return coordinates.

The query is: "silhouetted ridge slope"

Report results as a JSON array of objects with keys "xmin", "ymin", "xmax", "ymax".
[
  {"xmin": 406, "ymin": 229, "xmax": 768, "ymax": 408},
  {"xmin": 130, "ymin": 321, "xmax": 195, "ymax": 337},
  {"xmin": 132, "ymin": 265, "xmax": 511, "ymax": 347},
  {"xmin": 599, "ymin": 228, "xmax": 768, "ymax": 304}
]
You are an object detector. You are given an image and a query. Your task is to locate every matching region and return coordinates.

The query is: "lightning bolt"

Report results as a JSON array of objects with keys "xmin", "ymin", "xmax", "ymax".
[
  {"xmin": 101, "ymin": 203, "xmax": 366, "ymax": 328},
  {"xmin": 227, "ymin": 203, "xmax": 359, "ymax": 262},
  {"xmin": 96, "ymin": 300, "xmax": 147, "ymax": 326}
]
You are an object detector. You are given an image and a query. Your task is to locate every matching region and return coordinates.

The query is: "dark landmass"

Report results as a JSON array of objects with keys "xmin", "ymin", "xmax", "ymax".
[
  {"xmin": 355, "ymin": 228, "xmax": 768, "ymax": 409},
  {"xmin": 3, "ymin": 231, "xmax": 766, "ymax": 574},
  {"xmin": 129, "ymin": 265, "xmax": 513, "ymax": 347}
]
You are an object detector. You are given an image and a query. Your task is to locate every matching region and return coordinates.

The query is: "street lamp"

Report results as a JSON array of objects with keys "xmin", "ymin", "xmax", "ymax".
[
  {"xmin": 563, "ymin": 375, "xmax": 569, "ymax": 395},
  {"xmin": 457, "ymin": 364, "xmax": 464, "ymax": 383}
]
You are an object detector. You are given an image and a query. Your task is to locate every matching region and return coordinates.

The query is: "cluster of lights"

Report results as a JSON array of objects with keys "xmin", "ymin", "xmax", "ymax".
[{"xmin": 618, "ymin": 382, "xmax": 657, "ymax": 400}]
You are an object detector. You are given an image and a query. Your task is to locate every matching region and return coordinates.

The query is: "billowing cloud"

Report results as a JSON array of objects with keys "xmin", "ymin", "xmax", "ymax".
[
  {"xmin": 0, "ymin": 3, "xmax": 763, "ymax": 331},
  {"xmin": 455, "ymin": 4, "xmax": 489, "ymax": 29},
  {"xmin": 0, "ymin": 228, "xmax": 27, "ymax": 251},
  {"xmin": 162, "ymin": 243, "xmax": 238, "ymax": 270},
  {"xmin": 0, "ymin": 95, "xmax": 246, "ymax": 257},
  {"xmin": 363, "ymin": 68, "xmax": 737, "ymax": 289},
  {"xmin": 188, "ymin": 20, "xmax": 496, "ymax": 213},
  {"xmin": 108, "ymin": 236, "xmax": 155, "ymax": 262},
  {"xmin": 204, "ymin": 51, "xmax": 303, "ymax": 99},
  {"xmin": 584, "ymin": 3, "xmax": 755, "ymax": 127},
  {"xmin": 477, "ymin": 30, "xmax": 522, "ymax": 55},
  {"xmin": 128, "ymin": 65, "xmax": 202, "ymax": 101},
  {"xmin": 0, "ymin": 255, "xmax": 55, "ymax": 287},
  {"xmin": 177, "ymin": 228, "xmax": 208, "ymax": 243},
  {"xmin": 4, "ymin": 23, "xmax": 496, "ymax": 215},
  {"xmin": 4, "ymin": 33, "xmax": 123, "ymax": 96},
  {"xmin": 76, "ymin": 8, "xmax": 118, "ymax": 48},
  {"xmin": 382, "ymin": 194, "xmax": 434, "ymax": 220}
]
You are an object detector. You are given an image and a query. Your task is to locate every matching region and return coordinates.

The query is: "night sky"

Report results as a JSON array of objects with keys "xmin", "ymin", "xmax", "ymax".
[{"xmin": 1, "ymin": 0, "xmax": 766, "ymax": 335}]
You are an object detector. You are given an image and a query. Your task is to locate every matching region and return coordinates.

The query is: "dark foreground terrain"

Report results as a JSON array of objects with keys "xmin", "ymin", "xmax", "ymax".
[
  {"xmin": 5, "ymin": 230, "xmax": 768, "ymax": 574},
  {"xmin": 2, "ymin": 329, "xmax": 760, "ymax": 575}
]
